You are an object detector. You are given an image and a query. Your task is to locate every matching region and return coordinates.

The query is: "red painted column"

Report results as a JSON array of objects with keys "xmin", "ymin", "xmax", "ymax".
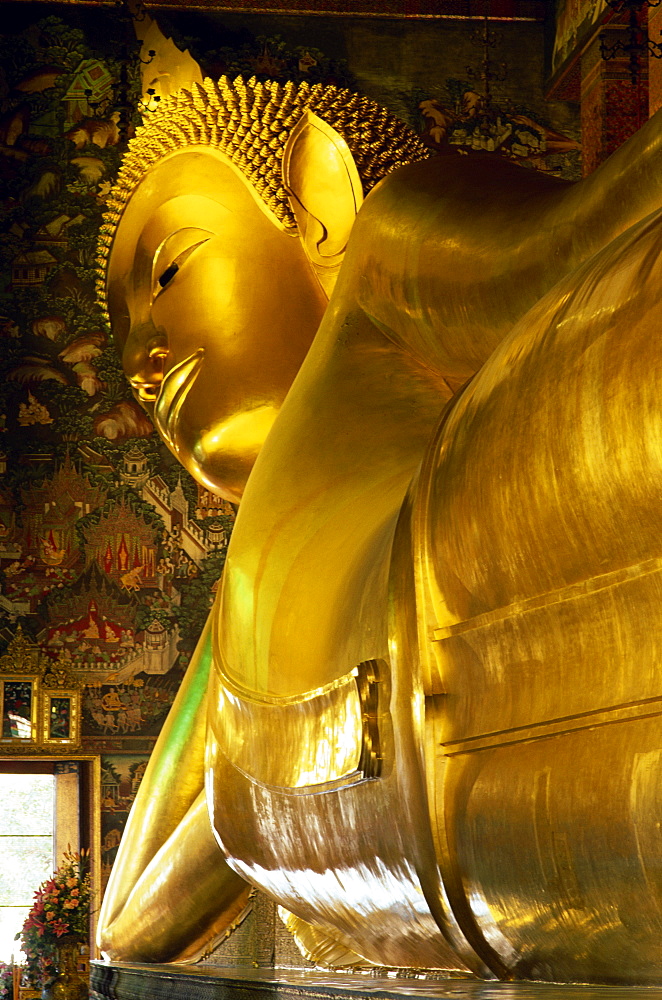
[
  {"xmin": 648, "ymin": 3, "xmax": 662, "ymax": 114},
  {"xmin": 580, "ymin": 18, "xmax": 649, "ymax": 175}
]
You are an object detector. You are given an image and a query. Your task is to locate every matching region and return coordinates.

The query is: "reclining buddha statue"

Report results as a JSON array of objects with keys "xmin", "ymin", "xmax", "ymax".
[{"xmin": 96, "ymin": 74, "xmax": 662, "ymax": 984}]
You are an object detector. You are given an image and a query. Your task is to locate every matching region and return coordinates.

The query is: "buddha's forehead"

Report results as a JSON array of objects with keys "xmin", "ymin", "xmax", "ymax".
[
  {"xmin": 120, "ymin": 193, "xmax": 226, "ymax": 260},
  {"xmin": 108, "ymin": 146, "xmax": 284, "ymax": 287},
  {"xmin": 126, "ymin": 146, "xmax": 266, "ymax": 209}
]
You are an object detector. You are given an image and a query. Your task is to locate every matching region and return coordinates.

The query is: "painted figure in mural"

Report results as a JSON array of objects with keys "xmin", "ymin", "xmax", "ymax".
[{"xmin": 97, "ymin": 75, "xmax": 662, "ymax": 983}]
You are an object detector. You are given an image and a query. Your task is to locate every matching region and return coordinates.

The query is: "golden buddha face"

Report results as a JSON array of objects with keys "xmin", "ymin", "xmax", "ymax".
[{"xmin": 107, "ymin": 147, "xmax": 328, "ymax": 503}]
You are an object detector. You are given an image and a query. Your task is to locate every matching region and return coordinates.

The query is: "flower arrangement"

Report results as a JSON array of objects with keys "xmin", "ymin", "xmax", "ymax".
[
  {"xmin": 17, "ymin": 850, "xmax": 91, "ymax": 988},
  {"xmin": 0, "ymin": 962, "xmax": 13, "ymax": 1000}
]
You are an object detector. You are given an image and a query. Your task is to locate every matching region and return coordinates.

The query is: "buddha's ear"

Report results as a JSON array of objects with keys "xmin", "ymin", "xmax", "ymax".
[{"xmin": 282, "ymin": 110, "xmax": 363, "ymax": 297}]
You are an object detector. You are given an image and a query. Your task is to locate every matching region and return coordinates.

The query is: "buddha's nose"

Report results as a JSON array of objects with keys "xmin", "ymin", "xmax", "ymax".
[{"xmin": 122, "ymin": 321, "xmax": 169, "ymax": 406}]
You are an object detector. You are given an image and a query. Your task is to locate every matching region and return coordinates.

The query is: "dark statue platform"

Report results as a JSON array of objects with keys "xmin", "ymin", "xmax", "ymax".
[{"xmin": 90, "ymin": 963, "xmax": 662, "ymax": 1000}]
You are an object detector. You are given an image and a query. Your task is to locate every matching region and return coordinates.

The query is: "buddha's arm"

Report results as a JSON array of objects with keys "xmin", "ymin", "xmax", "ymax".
[
  {"xmin": 570, "ymin": 103, "xmax": 662, "ymax": 255},
  {"xmin": 351, "ymin": 106, "xmax": 662, "ymax": 384},
  {"xmin": 99, "ymin": 790, "xmax": 251, "ymax": 963},
  {"xmin": 97, "ymin": 617, "xmax": 251, "ymax": 961}
]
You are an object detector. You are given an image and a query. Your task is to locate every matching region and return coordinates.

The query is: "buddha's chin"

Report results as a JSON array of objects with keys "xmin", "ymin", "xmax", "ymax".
[
  {"xmin": 173, "ymin": 404, "xmax": 280, "ymax": 504},
  {"xmin": 181, "ymin": 452, "xmax": 252, "ymax": 505}
]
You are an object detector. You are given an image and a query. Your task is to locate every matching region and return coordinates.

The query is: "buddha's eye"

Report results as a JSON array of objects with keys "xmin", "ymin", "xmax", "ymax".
[
  {"xmin": 152, "ymin": 234, "xmax": 212, "ymax": 302},
  {"xmin": 158, "ymin": 262, "xmax": 179, "ymax": 288}
]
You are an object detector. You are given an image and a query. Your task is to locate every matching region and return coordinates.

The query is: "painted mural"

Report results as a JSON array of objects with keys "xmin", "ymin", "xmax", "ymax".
[
  {"xmin": 419, "ymin": 84, "xmax": 581, "ymax": 174},
  {"xmin": 100, "ymin": 753, "xmax": 149, "ymax": 893},
  {"xmin": 553, "ymin": 0, "xmax": 607, "ymax": 76},
  {"xmin": 0, "ymin": 12, "xmax": 236, "ymax": 760}
]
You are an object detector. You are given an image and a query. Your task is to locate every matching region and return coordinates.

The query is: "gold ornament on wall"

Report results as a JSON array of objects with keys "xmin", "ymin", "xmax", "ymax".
[{"xmin": 0, "ymin": 627, "xmax": 82, "ymax": 752}]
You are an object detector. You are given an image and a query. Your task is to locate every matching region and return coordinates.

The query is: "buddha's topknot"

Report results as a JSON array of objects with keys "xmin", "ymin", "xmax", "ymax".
[{"xmin": 95, "ymin": 75, "xmax": 431, "ymax": 317}]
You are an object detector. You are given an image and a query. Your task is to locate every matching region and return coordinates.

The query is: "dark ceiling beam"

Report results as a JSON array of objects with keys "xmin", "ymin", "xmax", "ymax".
[{"xmin": 6, "ymin": 0, "xmax": 548, "ymax": 22}]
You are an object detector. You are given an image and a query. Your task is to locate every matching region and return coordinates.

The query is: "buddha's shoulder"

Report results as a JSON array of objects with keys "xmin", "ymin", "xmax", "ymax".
[{"xmin": 360, "ymin": 152, "xmax": 570, "ymax": 226}]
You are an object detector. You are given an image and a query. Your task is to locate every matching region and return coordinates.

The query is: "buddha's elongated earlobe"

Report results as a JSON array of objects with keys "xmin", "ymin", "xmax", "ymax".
[{"xmin": 283, "ymin": 110, "xmax": 363, "ymax": 298}]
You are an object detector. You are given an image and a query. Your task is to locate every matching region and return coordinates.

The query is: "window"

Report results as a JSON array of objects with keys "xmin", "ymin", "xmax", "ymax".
[{"xmin": 0, "ymin": 768, "xmax": 54, "ymax": 961}]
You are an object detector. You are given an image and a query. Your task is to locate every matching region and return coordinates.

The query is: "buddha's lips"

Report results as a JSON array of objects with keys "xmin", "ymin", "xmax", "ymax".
[{"xmin": 154, "ymin": 348, "xmax": 205, "ymax": 452}]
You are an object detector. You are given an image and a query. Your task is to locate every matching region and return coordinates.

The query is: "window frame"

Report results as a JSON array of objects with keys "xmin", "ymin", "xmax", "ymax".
[{"xmin": 0, "ymin": 756, "xmax": 101, "ymax": 960}]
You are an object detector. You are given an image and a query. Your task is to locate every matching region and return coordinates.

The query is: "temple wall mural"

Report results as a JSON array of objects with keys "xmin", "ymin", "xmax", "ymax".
[
  {"xmin": 552, "ymin": 0, "xmax": 606, "ymax": 77},
  {"xmin": 0, "ymin": 0, "xmax": 580, "ymax": 906}
]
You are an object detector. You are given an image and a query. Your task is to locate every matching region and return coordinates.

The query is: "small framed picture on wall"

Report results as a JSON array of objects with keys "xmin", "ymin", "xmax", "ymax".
[
  {"xmin": 42, "ymin": 687, "xmax": 80, "ymax": 747},
  {"xmin": 0, "ymin": 676, "xmax": 38, "ymax": 743}
]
